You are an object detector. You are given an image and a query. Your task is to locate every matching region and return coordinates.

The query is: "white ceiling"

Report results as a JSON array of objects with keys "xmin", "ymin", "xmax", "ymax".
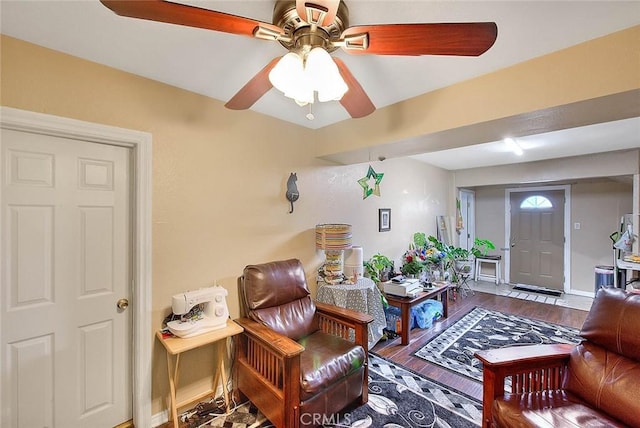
[
  {"xmin": 1, "ymin": 0, "xmax": 639, "ymax": 169},
  {"xmin": 412, "ymin": 117, "xmax": 640, "ymax": 171}
]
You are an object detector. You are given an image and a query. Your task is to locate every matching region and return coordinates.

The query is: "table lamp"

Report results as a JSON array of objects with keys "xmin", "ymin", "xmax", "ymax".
[{"xmin": 316, "ymin": 224, "xmax": 352, "ymax": 284}]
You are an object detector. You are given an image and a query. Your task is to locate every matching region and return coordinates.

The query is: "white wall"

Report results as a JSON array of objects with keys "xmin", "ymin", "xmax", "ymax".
[{"xmin": 571, "ymin": 179, "xmax": 634, "ymax": 292}]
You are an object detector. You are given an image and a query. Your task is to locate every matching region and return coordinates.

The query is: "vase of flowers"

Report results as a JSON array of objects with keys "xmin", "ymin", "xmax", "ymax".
[{"xmin": 401, "ymin": 233, "xmax": 445, "ymax": 278}]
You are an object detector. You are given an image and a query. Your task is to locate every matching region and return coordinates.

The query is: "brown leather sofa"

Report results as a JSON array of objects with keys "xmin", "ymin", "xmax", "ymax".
[
  {"xmin": 235, "ymin": 259, "xmax": 373, "ymax": 428},
  {"xmin": 475, "ymin": 287, "xmax": 640, "ymax": 428}
]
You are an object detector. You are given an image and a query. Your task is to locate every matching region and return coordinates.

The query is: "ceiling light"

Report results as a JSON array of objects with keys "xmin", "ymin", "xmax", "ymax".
[
  {"xmin": 504, "ymin": 138, "xmax": 524, "ymax": 156},
  {"xmin": 269, "ymin": 48, "xmax": 348, "ymax": 107}
]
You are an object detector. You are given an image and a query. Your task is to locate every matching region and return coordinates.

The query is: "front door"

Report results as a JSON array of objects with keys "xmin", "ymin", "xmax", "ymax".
[
  {"xmin": 509, "ymin": 190, "xmax": 565, "ymax": 290},
  {"xmin": 1, "ymin": 128, "xmax": 132, "ymax": 427}
]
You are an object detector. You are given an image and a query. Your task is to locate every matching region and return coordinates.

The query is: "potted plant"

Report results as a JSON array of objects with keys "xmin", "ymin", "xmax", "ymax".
[
  {"xmin": 447, "ymin": 237, "xmax": 496, "ymax": 282},
  {"xmin": 364, "ymin": 253, "xmax": 394, "ymax": 284},
  {"xmin": 470, "ymin": 238, "xmax": 496, "ymax": 258}
]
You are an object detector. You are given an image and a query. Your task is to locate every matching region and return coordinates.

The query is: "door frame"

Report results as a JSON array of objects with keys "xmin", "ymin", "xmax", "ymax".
[
  {"xmin": 0, "ymin": 107, "xmax": 152, "ymax": 427},
  {"xmin": 504, "ymin": 185, "xmax": 571, "ymax": 294},
  {"xmin": 458, "ymin": 189, "xmax": 476, "ymax": 251}
]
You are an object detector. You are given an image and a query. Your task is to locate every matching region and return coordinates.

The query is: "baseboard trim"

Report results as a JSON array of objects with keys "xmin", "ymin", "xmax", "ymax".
[
  {"xmin": 567, "ymin": 289, "xmax": 595, "ymax": 298},
  {"xmin": 151, "ymin": 410, "xmax": 169, "ymax": 427}
]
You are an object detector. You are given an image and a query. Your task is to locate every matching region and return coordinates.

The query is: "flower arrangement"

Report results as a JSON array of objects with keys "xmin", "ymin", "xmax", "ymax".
[
  {"xmin": 400, "ymin": 245, "xmax": 426, "ymax": 275},
  {"xmin": 401, "ymin": 233, "xmax": 446, "ymax": 275}
]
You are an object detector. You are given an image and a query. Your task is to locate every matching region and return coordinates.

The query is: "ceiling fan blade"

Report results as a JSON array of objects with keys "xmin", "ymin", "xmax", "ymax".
[
  {"xmin": 341, "ymin": 22, "xmax": 498, "ymax": 56},
  {"xmin": 333, "ymin": 58, "xmax": 375, "ymax": 119},
  {"xmin": 296, "ymin": 0, "xmax": 340, "ymax": 27},
  {"xmin": 225, "ymin": 57, "xmax": 281, "ymax": 110},
  {"xmin": 100, "ymin": 0, "xmax": 283, "ymax": 38}
]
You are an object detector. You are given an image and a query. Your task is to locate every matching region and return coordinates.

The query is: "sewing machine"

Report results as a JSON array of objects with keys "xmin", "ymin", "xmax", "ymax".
[{"xmin": 167, "ymin": 286, "xmax": 229, "ymax": 338}]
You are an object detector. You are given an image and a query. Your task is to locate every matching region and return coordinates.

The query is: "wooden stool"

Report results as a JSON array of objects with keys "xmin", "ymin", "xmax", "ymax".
[{"xmin": 474, "ymin": 256, "xmax": 501, "ymax": 284}]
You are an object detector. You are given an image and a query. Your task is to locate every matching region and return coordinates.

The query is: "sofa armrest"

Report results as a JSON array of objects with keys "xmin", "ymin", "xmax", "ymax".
[
  {"xmin": 315, "ymin": 301, "xmax": 374, "ymax": 325},
  {"xmin": 315, "ymin": 301, "xmax": 373, "ymax": 349},
  {"xmin": 474, "ymin": 344, "xmax": 574, "ymax": 428},
  {"xmin": 234, "ymin": 316, "xmax": 304, "ymax": 409},
  {"xmin": 235, "ymin": 317, "xmax": 304, "ymax": 357},
  {"xmin": 475, "ymin": 343, "xmax": 573, "ymax": 368}
]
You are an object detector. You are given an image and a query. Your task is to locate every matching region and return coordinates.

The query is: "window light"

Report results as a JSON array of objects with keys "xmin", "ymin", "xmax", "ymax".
[{"xmin": 504, "ymin": 138, "xmax": 524, "ymax": 156}]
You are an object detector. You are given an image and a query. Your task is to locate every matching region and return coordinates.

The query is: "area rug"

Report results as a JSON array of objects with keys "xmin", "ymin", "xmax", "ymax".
[
  {"xmin": 413, "ymin": 307, "xmax": 582, "ymax": 383},
  {"xmin": 188, "ymin": 353, "xmax": 482, "ymax": 428}
]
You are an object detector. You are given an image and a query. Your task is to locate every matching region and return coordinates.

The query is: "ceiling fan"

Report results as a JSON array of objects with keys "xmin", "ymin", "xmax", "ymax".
[{"xmin": 100, "ymin": 0, "xmax": 498, "ymax": 118}]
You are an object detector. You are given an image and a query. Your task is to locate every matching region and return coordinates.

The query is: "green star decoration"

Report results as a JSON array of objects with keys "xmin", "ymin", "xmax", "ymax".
[{"xmin": 358, "ymin": 165, "xmax": 384, "ymax": 199}]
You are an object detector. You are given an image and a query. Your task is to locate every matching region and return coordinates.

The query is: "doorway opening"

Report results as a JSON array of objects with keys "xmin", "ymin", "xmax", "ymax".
[{"xmin": 505, "ymin": 185, "xmax": 570, "ymax": 294}]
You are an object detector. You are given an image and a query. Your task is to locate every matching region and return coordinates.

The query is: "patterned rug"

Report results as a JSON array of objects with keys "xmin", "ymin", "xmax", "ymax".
[
  {"xmin": 182, "ymin": 354, "xmax": 482, "ymax": 428},
  {"xmin": 413, "ymin": 306, "xmax": 582, "ymax": 383}
]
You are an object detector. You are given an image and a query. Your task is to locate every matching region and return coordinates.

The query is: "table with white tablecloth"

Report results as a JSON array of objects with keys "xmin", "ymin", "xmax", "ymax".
[{"xmin": 316, "ymin": 277, "xmax": 386, "ymax": 349}]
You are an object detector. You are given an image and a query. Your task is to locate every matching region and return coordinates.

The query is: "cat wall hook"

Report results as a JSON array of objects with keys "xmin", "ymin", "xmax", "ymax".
[{"xmin": 286, "ymin": 173, "xmax": 299, "ymax": 214}]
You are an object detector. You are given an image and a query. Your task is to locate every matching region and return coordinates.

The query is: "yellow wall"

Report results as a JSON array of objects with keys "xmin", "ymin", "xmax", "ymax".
[{"xmin": 0, "ymin": 35, "xmax": 452, "ymax": 415}]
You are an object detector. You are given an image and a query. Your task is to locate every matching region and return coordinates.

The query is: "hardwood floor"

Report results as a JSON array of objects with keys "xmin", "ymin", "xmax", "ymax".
[{"xmin": 371, "ymin": 291, "xmax": 589, "ymax": 402}]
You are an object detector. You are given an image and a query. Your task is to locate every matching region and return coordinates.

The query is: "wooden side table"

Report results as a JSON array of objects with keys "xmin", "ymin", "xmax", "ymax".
[
  {"xmin": 156, "ymin": 319, "xmax": 244, "ymax": 428},
  {"xmin": 384, "ymin": 283, "xmax": 450, "ymax": 345}
]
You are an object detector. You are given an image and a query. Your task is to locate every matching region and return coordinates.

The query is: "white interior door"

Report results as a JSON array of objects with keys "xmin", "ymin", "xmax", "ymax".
[{"xmin": 1, "ymin": 128, "xmax": 132, "ymax": 427}]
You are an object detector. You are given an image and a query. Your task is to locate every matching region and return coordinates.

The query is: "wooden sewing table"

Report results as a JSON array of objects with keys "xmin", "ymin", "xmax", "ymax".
[{"xmin": 156, "ymin": 320, "xmax": 243, "ymax": 428}]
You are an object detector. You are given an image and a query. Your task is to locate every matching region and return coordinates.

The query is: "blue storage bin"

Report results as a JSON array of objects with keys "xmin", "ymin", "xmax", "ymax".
[{"xmin": 414, "ymin": 299, "xmax": 443, "ymax": 329}]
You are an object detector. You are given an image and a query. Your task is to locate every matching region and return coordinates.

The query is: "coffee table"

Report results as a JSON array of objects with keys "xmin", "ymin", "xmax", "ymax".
[{"xmin": 384, "ymin": 282, "xmax": 450, "ymax": 345}]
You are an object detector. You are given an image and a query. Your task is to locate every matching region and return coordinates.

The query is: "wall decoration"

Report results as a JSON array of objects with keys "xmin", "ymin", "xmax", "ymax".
[
  {"xmin": 379, "ymin": 208, "xmax": 391, "ymax": 232},
  {"xmin": 358, "ymin": 165, "xmax": 384, "ymax": 199},
  {"xmin": 286, "ymin": 172, "xmax": 299, "ymax": 213}
]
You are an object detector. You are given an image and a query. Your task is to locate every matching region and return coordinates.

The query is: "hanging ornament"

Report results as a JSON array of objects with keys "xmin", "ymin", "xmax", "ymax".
[{"xmin": 357, "ymin": 165, "xmax": 384, "ymax": 199}]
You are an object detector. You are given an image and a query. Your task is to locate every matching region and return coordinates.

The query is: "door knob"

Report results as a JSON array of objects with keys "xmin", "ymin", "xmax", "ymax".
[{"xmin": 117, "ymin": 298, "xmax": 129, "ymax": 310}]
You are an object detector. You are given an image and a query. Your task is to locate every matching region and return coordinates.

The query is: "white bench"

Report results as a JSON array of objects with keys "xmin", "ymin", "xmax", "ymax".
[{"xmin": 474, "ymin": 256, "xmax": 502, "ymax": 284}]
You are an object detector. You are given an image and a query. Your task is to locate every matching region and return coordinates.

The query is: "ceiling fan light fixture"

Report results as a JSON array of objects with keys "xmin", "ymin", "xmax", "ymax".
[
  {"xmin": 269, "ymin": 47, "xmax": 348, "ymax": 107},
  {"xmin": 269, "ymin": 52, "xmax": 303, "ymax": 92},
  {"xmin": 306, "ymin": 47, "xmax": 348, "ymax": 102}
]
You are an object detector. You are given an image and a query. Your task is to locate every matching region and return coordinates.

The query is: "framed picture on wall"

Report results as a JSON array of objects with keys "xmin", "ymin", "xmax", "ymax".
[{"xmin": 379, "ymin": 208, "xmax": 391, "ymax": 232}]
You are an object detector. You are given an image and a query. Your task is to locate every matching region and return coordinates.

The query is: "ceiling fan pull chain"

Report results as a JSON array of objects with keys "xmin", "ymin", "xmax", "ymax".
[{"xmin": 306, "ymin": 103, "xmax": 315, "ymax": 121}]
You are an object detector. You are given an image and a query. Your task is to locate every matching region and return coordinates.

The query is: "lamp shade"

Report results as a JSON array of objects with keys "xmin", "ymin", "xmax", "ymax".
[
  {"xmin": 306, "ymin": 47, "xmax": 348, "ymax": 102},
  {"xmin": 269, "ymin": 52, "xmax": 303, "ymax": 93},
  {"xmin": 315, "ymin": 224, "xmax": 352, "ymax": 250}
]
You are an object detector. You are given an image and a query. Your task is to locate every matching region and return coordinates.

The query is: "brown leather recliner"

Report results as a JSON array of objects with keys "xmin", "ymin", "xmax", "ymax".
[
  {"xmin": 475, "ymin": 287, "xmax": 640, "ymax": 428},
  {"xmin": 234, "ymin": 259, "xmax": 373, "ymax": 428}
]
